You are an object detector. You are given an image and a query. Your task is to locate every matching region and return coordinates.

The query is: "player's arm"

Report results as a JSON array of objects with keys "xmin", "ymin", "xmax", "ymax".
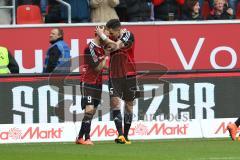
[
  {"xmin": 85, "ymin": 47, "xmax": 108, "ymax": 72},
  {"xmin": 96, "ymin": 26, "xmax": 134, "ymax": 51},
  {"xmin": 95, "ymin": 56, "xmax": 108, "ymax": 72},
  {"xmin": 102, "ymin": 31, "xmax": 133, "ymax": 51},
  {"xmin": 118, "ymin": 30, "xmax": 134, "ymax": 50},
  {"xmin": 95, "ymin": 26, "xmax": 121, "ymax": 50}
]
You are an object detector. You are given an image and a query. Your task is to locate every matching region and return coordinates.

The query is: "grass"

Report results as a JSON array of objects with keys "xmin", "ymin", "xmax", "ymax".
[{"xmin": 0, "ymin": 138, "xmax": 240, "ymax": 160}]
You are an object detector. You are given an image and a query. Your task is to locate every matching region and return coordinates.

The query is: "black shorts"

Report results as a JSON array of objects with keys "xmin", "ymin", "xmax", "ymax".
[
  {"xmin": 81, "ymin": 83, "xmax": 102, "ymax": 109},
  {"xmin": 109, "ymin": 76, "xmax": 137, "ymax": 101}
]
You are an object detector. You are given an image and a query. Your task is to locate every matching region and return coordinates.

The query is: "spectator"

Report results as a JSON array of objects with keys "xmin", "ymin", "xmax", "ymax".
[
  {"xmin": 182, "ymin": 0, "xmax": 203, "ymax": 20},
  {"xmin": 40, "ymin": 0, "xmax": 47, "ymax": 15},
  {"xmin": 115, "ymin": 0, "xmax": 128, "ymax": 21},
  {"xmin": 207, "ymin": 0, "xmax": 234, "ymax": 20},
  {"xmin": 61, "ymin": 0, "xmax": 90, "ymax": 23},
  {"xmin": 43, "ymin": 28, "xmax": 71, "ymax": 73},
  {"xmin": 45, "ymin": 0, "xmax": 62, "ymax": 23},
  {"xmin": 90, "ymin": 0, "xmax": 119, "ymax": 22},
  {"xmin": 152, "ymin": 0, "xmax": 185, "ymax": 21},
  {"xmin": 228, "ymin": 0, "xmax": 239, "ymax": 15},
  {"xmin": 0, "ymin": 46, "xmax": 19, "ymax": 74},
  {"xmin": 0, "ymin": 0, "xmax": 11, "ymax": 24},
  {"xmin": 125, "ymin": 0, "xmax": 152, "ymax": 22}
]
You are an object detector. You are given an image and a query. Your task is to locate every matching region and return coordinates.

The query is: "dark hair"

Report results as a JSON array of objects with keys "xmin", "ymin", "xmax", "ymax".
[
  {"xmin": 185, "ymin": 0, "xmax": 198, "ymax": 12},
  {"xmin": 106, "ymin": 19, "xmax": 121, "ymax": 29}
]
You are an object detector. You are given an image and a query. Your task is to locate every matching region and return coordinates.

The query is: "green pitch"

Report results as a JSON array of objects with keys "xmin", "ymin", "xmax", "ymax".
[{"xmin": 0, "ymin": 139, "xmax": 239, "ymax": 160}]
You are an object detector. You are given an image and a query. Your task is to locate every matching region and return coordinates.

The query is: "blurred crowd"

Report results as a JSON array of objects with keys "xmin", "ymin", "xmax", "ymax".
[{"xmin": 0, "ymin": 0, "xmax": 239, "ymax": 24}]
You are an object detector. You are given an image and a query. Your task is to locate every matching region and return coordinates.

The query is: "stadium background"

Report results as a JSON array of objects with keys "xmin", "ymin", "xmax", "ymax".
[{"xmin": 0, "ymin": 22, "xmax": 239, "ymax": 143}]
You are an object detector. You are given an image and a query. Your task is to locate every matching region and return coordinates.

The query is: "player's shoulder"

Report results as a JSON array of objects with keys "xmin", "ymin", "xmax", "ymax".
[
  {"xmin": 88, "ymin": 40, "xmax": 97, "ymax": 49},
  {"xmin": 121, "ymin": 28, "xmax": 133, "ymax": 36},
  {"xmin": 122, "ymin": 28, "xmax": 131, "ymax": 32},
  {"xmin": 120, "ymin": 28, "xmax": 134, "ymax": 43},
  {"xmin": 86, "ymin": 40, "xmax": 101, "ymax": 51}
]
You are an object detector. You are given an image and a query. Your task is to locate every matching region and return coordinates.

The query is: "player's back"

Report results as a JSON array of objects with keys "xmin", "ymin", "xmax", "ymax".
[{"xmin": 109, "ymin": 30, "xmax": 136, "ymax": 78}]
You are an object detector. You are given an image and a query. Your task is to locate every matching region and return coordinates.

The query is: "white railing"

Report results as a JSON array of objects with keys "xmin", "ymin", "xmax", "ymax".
[
  {"xmin": 0, "ymin": 0, "xmax": 16, "ymax": 24},
  {"xmin": 56, "ymin": 0, "xmax": 71, "ymax": 23}
]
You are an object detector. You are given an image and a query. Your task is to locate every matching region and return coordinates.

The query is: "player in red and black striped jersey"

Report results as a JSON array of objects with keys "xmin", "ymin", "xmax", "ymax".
[
  {"xmin": 82, "ymin": 40, "xmax": 107, "ymax": 85},
  {"xmin": 76, "ymin": 28, "xmax": 109, "ymax": 145},
  {"xmin": 96, "ymin": 19, "xmax": 137, "ymax": 144}
]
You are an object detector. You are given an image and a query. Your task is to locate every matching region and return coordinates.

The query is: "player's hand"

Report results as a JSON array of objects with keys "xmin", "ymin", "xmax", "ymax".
[{"xmin": 95, "ymin": 25, "xmax": 105, "ymax": 36}]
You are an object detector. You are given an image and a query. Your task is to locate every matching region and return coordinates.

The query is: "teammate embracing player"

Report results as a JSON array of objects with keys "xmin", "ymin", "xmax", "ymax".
[
  {"xmin": 96, "ymin": 19, "xmax": 137, "ymax": 144},
  {"xmin": 76, "ymin": 27, "xmax": 109, "ymax": 145}
]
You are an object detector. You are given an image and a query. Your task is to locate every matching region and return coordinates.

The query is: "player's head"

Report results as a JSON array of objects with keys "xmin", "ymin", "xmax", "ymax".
[
  {"xmin": 50, "ymin": 28, "xmax": 64, "ymax": 43},
  {"xmin": 106, "ymin": 19, "xmax": 121, "ymax": 40}
]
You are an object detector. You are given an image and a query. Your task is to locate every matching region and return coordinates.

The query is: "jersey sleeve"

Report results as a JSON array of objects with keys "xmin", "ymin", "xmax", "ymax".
[
  {"xmin": 84, "ymin": 47, "xmax": 100, "ymax": 68},
  {"xmin": 120, "ymin": 31, "xmax": 134, "ymax": 48}
]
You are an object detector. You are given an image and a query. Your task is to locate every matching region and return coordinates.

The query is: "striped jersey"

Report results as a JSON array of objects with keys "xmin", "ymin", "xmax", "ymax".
[
  {"xmin": 109, "ymin": 29, "xmax": 136, "ymax": 78},
  {"xmin": 82, "ymin": 40, "xmax": 105, "ymax": 85}
]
